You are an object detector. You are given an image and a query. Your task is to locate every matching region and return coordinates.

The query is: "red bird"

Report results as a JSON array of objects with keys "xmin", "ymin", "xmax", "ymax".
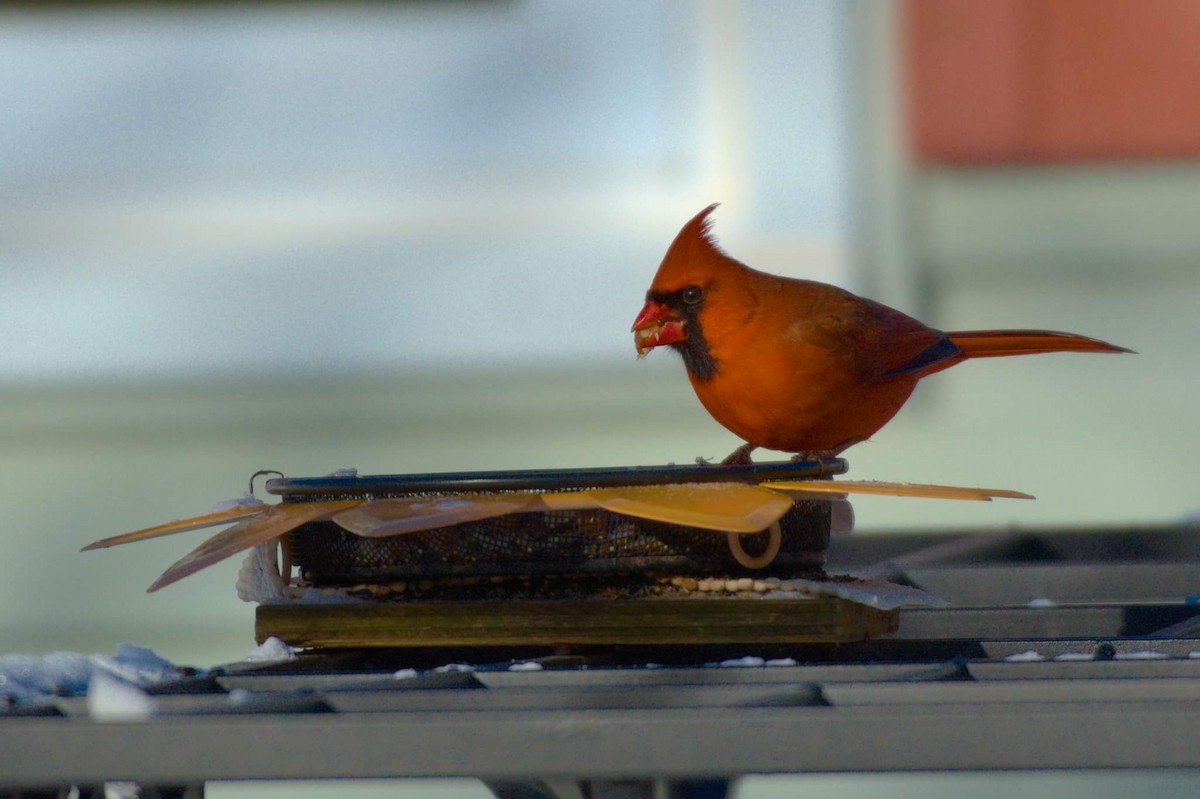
[{"xmin": 632, "ymin": 205, "xmax": 1129, "ymax": 463}]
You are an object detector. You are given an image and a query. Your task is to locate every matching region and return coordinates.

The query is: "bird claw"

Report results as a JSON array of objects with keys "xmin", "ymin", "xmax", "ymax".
[
  {"xmin": 789, "ymin": 450, "xmax": 837, "ymax": 464},
  {"xmin": 719, "ymin": 446, "xmax": 838, "ymax": 467}
]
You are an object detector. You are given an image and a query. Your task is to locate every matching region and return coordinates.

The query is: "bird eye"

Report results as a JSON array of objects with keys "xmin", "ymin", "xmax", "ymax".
[{"xmin": 681, "ymin": 285, "xmax": 704, "ymax": 305}]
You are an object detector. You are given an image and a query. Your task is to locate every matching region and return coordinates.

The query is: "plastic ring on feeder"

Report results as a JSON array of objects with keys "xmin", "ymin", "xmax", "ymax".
[{"xmin": 726, "ymin": 521, "xmax": 782, "ymax": 569}]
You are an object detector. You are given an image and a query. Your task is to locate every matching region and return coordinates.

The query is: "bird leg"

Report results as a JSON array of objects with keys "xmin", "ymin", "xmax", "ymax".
[{"xmin": 721, "ymin": 443, "xmax": 758, "ymax": 465}]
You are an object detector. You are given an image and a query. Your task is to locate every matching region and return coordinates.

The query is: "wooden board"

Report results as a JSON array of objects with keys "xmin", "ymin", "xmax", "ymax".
[{"xmin": 256, "ymin": 599, "xmax": 898, "ymax": 648}]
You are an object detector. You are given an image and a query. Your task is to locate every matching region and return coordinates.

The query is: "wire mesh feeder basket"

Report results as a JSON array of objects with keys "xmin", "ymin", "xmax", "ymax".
[{"xmin": 266, "ymin": 459, "xmax": 847, "ymax": 594}]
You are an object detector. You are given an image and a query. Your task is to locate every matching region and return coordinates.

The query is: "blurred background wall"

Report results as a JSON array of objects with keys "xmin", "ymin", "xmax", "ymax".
[
  {"xmin": 3, "ymin": 0, "xmax": 1200, "ymax": 796},
  {"xmin": 2, "ymin": 0, "xmax": 867, "ymax": 662}
]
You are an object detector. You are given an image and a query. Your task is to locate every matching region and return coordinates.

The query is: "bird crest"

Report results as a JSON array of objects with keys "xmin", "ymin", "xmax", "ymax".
[{"xmin": 648, "ymin": 203, "xmax": 742, "ymax": 294}]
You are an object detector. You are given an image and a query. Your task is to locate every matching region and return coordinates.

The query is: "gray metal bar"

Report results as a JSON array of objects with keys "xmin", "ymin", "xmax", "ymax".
[
  {"xmin": 907, "ymin": 564, "xmax": 1200, "ymax": 604},
  {"xmin": 3, "ymin": 703, "xmax": 1200, "ymax": 787}
]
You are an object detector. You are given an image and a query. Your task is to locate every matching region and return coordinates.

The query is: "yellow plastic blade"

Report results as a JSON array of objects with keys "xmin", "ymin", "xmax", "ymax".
[
  {"xmin": 332, "ymin": 495, "xmax": 537, "ymax": 538},
  {"xmin": 761, "ymin": 480, "xmax": 1034, "ymax": 502},
  {"xmin": 81, "ymin": 501, "xmax": 269, "ymax": 551},
  {"xmin": 543, "ymin": 483, "xmax": 794, "ymax": 534},
  {"xmin": 146, "ymin": 500, "xmax": 361, "ymax": 592}
]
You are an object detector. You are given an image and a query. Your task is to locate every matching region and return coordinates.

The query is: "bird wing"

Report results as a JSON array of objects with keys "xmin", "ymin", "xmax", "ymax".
[{"xmin": 791, "ymin": 287, "xmax": 955, "ymax": 380}]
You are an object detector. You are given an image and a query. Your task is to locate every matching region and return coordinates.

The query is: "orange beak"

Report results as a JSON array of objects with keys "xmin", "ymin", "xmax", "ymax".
[{"xmin": 632, "ymin": 300, "xmax": 686, "ymax": 357}]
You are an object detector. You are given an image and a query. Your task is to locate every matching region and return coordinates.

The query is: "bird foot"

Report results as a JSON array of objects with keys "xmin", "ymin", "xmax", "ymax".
[{"xmin": 720, "ymin": 443, "xmax": 758, "ymax": 466}]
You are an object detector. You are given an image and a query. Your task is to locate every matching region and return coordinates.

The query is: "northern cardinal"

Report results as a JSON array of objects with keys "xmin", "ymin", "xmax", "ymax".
[{"xmin": 632, "ymin": 205, "xmax": 1129, "ymax": 463}]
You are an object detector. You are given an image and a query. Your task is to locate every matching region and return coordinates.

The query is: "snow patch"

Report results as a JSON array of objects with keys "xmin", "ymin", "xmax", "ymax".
[
  {"xmin": 236, "ymin": 542, "xmax": 288, "ymax": 604},
  {"xmin": 0, "ymin": 644, "xmax": 183, "ymax": 705},
  {"xmin": 434, "ymin": 663, "xmax": 476, "ymax": 673},
  {"xmin": 718, "ymin": 656, "xmax": 766, "ymax": 668},
  {"xmin": 87, "ymin": 672, "xmax": 156, "ymax": 722},
  {"xmin": 209, "ymin": 494, "xmax": 267, "ymax": 514},
  {"xmin": 243, "ymin": 636, "xmax": 296, "ymax": 664}
]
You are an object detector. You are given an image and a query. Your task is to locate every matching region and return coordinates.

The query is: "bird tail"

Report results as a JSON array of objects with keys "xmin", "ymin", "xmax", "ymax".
[{"xmin": 947, "ymin": 329, "xmax": 1132, "ymax": 358}]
